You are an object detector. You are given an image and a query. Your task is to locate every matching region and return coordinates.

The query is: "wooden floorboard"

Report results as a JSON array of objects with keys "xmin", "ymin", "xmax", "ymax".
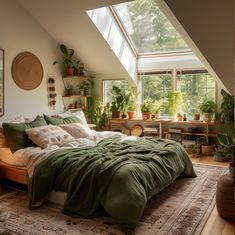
[{"xmin": 190, "ymin": 155, "xmax": 234, "ymax": 235}]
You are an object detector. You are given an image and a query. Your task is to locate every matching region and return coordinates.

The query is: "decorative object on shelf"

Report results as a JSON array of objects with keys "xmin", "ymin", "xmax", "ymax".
[
  {"xmin": 199, "ymin": 100, "xmax": 216, "ymax": 122},
  {"xmin": 12, "ymin": 51, "xmax": 43, "ymax": 90},
  {"xmin": 47, "ymin": 75, "xmax": 57, "ymax": 110},
  {"xmin": 194, "ymin": 113, "xmax": 200, "ymax": 120},
  {"xmin": 141, "ymin": 98, "xmax": 153, "ymax": 120},
  {"xmin": 167, "ymin": 92, "xmax": 182, "ymax": 120},
  {"xmin": 183, "ymin": 113, "xmax": 187, "ymax": 122},
  {"xmin": 0, "ymin": 49, "xmax": 4, "ymax": 116}
]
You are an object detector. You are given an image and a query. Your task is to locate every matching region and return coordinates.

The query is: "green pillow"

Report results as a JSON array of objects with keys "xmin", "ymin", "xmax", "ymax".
[
  {"xmin": 44, "ymin": 115, "xmax": 81, "ymax": 125},
  {"xmin": 2, "ymin": 115, "xmax": 47, "ymax": 152}
]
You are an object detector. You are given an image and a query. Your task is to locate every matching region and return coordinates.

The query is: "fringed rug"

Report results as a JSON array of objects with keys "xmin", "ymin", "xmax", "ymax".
[{"xmin": 0, "ymin": 164, "xmax": 228, "ymax": 235}]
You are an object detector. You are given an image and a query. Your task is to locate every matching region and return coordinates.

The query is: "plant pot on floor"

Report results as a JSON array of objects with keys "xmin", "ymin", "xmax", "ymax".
[
  {"xmin": 201, "ymin": 145, "xmax": 215, "ymax": 155},
  {"xmin": 213, "ymin": 151, "xmax": 231, "ymax": 162}
]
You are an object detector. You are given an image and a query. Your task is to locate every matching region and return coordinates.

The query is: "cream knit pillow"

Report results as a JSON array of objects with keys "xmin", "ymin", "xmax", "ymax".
[{"xmin": 26, "ymin": 125, "xmax": 74, "ymax": 148}]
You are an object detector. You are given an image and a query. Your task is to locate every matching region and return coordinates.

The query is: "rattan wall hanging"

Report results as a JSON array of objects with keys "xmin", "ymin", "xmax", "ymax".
[{"xmin": 11, "ymin": 51, "xmax": 43, "ymax": 90}]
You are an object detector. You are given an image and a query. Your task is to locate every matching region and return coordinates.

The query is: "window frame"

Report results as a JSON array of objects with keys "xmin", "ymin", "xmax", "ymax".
[
  {"xmin": 102, "ymin": 79, "xmax": 129, "ymax": 104},
  {"xmin": 110, "ymin": 5, "xmax": 192, "ymax": 57}
]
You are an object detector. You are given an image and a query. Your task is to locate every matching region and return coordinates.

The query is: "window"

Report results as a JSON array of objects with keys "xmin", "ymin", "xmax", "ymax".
[
  {"xmin": 112, "ymin": 0, "xmax": 189, "ymax": 54},
  {"xmin": 103, "ymin": 80, "xmax": 130, "ymax": 104},
  {"xmin": 141, "ymin": 72, "xmax": 172, "ymax": 115},
  {"xmin": 179, "ymin": 70, "xmax": 216, "ymax": 118}
]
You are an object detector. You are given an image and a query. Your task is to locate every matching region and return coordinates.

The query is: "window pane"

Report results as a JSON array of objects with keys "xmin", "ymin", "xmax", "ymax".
[
  {"xmin": 142, "ymin": 73, "xmax": 172, "ymax": 115},
  {"xmin": 103, "ymin": 80, "xmax": 130, "ymax": 104},
  {"xmin": 113, "ymin": 0, "xmax": 189, "ymax": 54},
  {"xmin": 179, "ymin": 72, "xmax": 216, "ymax": 118}
]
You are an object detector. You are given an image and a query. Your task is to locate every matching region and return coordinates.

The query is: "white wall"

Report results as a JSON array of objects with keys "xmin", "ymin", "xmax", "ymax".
[{"xmin": 0, "ymin": 0, "xmax": 65, "ymax": 120}]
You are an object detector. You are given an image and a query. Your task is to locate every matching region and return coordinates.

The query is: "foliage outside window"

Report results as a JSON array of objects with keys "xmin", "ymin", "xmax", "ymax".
[
  {"xmin": 113, "ymin": 0, "xmax": 189, "ymax": 54},
  {"xmin": 103, "ymin": 80, "xmax": 130, "ymax": 105},
  {"xmin": 141, "ymin": 73, "xmax": 172, "ymax": 115},
  {"xmin": 179, "ymin": 71, "xmax": 216, "ymax": 118}
]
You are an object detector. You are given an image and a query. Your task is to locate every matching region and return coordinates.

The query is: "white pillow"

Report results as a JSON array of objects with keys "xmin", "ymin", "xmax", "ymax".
[
  {"xmin": 59, "ymin": 123, "xmax": 90, "ymax": 138},
  {"xmin": 57, "ymin": 110, "xmax": 72, "ymax": 118},
  {"xmin": 70, "ymin": 110, "xmax": 90, "ymax": 130},
  {"xmin": 26, "ymin": 125, "xmax": 75, "ymax": 148}
]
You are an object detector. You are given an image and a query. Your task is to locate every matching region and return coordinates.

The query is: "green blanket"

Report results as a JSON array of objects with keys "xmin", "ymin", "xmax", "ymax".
[{"xmin": 29, "ymin": 136, "xmax": 196, "ymax": 234}]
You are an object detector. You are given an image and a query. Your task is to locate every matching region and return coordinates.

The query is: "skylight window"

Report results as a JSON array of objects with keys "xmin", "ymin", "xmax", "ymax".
[{"xmin": 112, "ymin": 0, "xmax": 190, "ymax": 55}]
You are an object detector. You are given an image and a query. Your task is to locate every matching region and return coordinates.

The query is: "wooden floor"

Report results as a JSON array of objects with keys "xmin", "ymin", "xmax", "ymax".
[
  {"xmin": 0, "ymin": 156, "xmax": 234, "ymax": 235},
  {"xmin": 190, "ymin": 155, "xmax": 235, "ymax": 235}
]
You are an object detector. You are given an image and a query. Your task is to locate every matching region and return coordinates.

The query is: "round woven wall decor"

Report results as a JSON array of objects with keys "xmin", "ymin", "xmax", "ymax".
[{"xmin": 12, "ymin": 52, "xmax": 43, "ymax": 90}]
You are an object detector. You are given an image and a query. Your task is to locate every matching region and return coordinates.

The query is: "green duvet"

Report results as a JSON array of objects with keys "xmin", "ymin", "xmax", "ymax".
[{"xmin": 29, "ymin": 136, "xmax": 196, "ymax": 234}]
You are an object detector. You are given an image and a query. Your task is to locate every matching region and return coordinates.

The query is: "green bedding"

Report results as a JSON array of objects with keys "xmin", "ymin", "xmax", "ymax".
[{"xmin": 29, "ymin": 136, "xmax": 196, "ymax": 234}]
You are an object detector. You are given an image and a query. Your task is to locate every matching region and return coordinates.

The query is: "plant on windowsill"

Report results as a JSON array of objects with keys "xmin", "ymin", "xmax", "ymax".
[
  {"xmin": 177, "ymin": 113, "xmax": 183, "ymax": 122},
  {"xmin": 126, "ymin": 87, "xmax": 139, "ymax": 119},
  {"xmin": 167, "ymin": 92, "xmax": 182, "ymax": 120},
  {"xmin": 152, "ymin": 101, "xmax": 162, "ymax": 120},
  {"xmin": 199, "ymin": 100, "xmax": 216, "ymax": 122},
  {"xmin": 111, "ymin": 86, "xmax": 125, "ymax": 118},
  {"xmin": 141, "ymin": 98, "xmax": 154, "ymax": 120}
]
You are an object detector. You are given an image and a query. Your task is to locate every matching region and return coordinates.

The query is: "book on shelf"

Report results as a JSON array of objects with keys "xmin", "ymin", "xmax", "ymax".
[{"xmin": 168, "ymin": 128, "xmax": 182, "ymax": 133}]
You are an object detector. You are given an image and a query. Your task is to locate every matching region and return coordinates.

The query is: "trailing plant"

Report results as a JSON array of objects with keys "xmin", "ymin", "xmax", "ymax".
[
  {"xmin": 167, "ymin": 92, "xmax": 182, "ymax": 118},
  {"xmin": 217, "ymin": 89, "xmax": 234, "ymax": 123}
]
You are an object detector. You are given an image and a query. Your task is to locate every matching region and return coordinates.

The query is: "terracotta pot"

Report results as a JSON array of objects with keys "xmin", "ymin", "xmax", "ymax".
[
  {"xmin": 113, "ymin": 111, "xmax": 121, "ymax": 118},
  {"xmin": 201, "ymin": 145, "xmax": 215, "ymax": 155},
  {"xmin": 229, "ymin": 162, "xmax": 235, "ymax": 178},
  {"xmin": 127, "ymin": 111, "xmax": 136, "ymax": 119},
  {"xmin": 66, "ymin": 67, "xmax": 74, "ymax": 76},
  {"xmin": 142, "ymin": 112, "xmax": 152, "ymax": 120},
  {"xmin": 177, "ymin": 116, "xmax": 183, "ymax": 122},
  {"xmin": 194, "ymin": 113, "xmax": 200, "ymax": 120}
]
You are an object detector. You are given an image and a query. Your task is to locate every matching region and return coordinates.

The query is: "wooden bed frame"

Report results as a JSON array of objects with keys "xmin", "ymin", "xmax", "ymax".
[{"xmin": 0, "ymin": 162, "xmax": 28, "ymax": 185}]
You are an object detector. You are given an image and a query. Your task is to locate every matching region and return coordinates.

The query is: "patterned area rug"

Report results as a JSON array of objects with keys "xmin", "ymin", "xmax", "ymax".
[{"xmin": 0, "ymin": 164, "xmax": 228, "ymax": 235}]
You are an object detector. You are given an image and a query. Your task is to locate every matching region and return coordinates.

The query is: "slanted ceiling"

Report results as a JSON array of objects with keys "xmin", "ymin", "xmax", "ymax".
[
  {"xmin": 156, "ymin": 0, "xmax": 234, "ymax": 94},
  {"xmin": 15, "ymin": 0, "xmax": 132, "ymax": 77}
]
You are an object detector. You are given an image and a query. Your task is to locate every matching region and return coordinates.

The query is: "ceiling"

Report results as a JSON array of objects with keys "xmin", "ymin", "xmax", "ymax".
[{"xmin": 15, "ymin": 0, "xmax": 131, "ymax": 76}]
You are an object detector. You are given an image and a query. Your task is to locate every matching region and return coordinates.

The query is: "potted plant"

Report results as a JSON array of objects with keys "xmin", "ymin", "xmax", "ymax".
[
  {"xmin": 111, "ymin": 86, "xmax": 124, "ymax": 118},
  {"xmin": 199, "ymin": 100, "xmax": 216, "ymax": 122},
  {"xmin": 198, "ymin": 134, "xmax": 215, "ymax": 156},
  {"xmin": 152, "ymin": 101, "xmax": 162, "ymax": 119},
  {"xmin": 167, "ymin": 92, "xmax": 182, "ymax": 120},
  {"xmin": 177, "ymin": 113, "xmax": 183, "ymax": 122},
  {"xmin": 141, "ymin": 98, "xmax": 153, "ymax": 120},
  {"xmin": 53, "ymin": 44, "xmax": 76, "ymax": 76},
  {"xmin": 127, "ymin": 87, "xmax": 138, "ymax": 119}
]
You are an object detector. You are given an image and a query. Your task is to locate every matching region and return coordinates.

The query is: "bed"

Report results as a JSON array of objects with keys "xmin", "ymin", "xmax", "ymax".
[{"xmin": 0, "ymin": 112, "xmax": 196, "ymax": 235}]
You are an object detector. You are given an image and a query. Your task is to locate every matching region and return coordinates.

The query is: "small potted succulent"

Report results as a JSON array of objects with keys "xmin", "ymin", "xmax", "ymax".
[{"xmin": 141, "ymin": 98, "xmax": 153, "ymax": 120}]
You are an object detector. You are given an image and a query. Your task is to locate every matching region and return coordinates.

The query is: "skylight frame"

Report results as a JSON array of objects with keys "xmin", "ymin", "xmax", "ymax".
[{"xmin": 110, "ymin": 4, "xmax": 192, "ymax": 57}]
